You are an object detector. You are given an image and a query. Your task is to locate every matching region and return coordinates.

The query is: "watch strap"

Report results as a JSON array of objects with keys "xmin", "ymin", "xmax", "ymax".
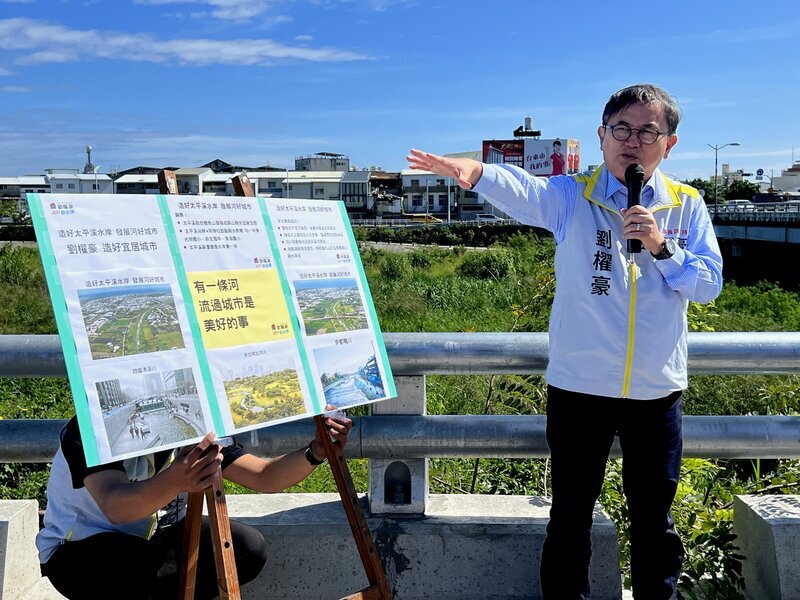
[
  {"xmin": 304, "ymin": 441, "xmax": 325, "ymax": 466},
  {"xmin": 651, "ymin": 239, "xmax": 675, "ymax": 260}
]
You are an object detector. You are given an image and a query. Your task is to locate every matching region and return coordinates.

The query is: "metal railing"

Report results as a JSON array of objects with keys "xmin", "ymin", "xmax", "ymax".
[
  {"xmin": 713, "ymin": 202, "xmax": 800, "ymax": 224},
  {"xmin": 1, "ymin": 333, "xmax": 799, "ymax": 463}
]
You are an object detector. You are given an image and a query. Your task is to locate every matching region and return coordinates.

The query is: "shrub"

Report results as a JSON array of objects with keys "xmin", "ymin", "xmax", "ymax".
[
  {"xmin": 380, "ymin": 253, "xmax": 411, "ymax": 280},
  {"xmin": 408, "ymin": 249, "xmax": 433, "ymax": 269},
  {"xmin": 458, "ymin": 249, "xmax": 515, "ymax": 280}
]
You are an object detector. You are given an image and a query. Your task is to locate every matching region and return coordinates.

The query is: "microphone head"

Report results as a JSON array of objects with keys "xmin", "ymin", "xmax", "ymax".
[{"xmin": 625, "ymin": 163, "xmax": 645, "ymax": 183}]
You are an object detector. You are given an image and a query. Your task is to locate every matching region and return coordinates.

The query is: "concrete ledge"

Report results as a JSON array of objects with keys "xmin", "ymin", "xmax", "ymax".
[
  {"xmin": 0, "ymin": 499, "xmax": 42, "ymax": 600},
  {"xmin": 230, "ymin": 493, "xmax": 621, "ymax": 600},
  {"xmin": 733, "ymin": 495, "xmax": 800, "ymax": 600},
  {"xmin": 19, "ymin": 494, "xmax": 622, "ymax": 599}
]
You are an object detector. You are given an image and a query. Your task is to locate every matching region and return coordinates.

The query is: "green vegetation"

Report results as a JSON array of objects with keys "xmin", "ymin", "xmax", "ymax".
[
  {"xmin": 296, "ymin": 285, "xmax": 367, "ymax": 335},
  {"xmin": 1, "ymin": 236, "xmax": 799, "ymax": 598},
  {"xmin": 79, "ymin": 291, "xmax": 184, "ymax": 359},
  {"xmin": 226, "ymin": 370, "xmax": 306, "ymax": 427},
  {"xmin": 682, "ymin": 178, "xmax": 762, "ymax": 205}
]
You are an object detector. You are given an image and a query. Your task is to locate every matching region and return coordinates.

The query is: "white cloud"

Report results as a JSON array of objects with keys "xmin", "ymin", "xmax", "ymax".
[
  {"xmin": 0, "ymin": 67, "xmax": 12, "ymax": 75},
  {"xmin": 0, "ymin": 85, "xmax": 29, "ymax": 92},
  {"xmin": 268, "ymin": 15, "xmax": 293, "ymax": 25},
  {"xmin": 365, "ymin": 0, "xmax": 417, "ymax": 11},
  {"xmin": 134, "ymin": 0, "xmax": 271, "ymax": 21},
  {"xmin": 0, "ymin": 18, "xmax": 372, "ymax": 66},
  {"xmin": 1, "ymin": 0, "xmax": 36, "ymax": 4},
  {"xmin": 0, "ymin": 106, "xmax": 333, "ymax": 174},
  {"xmin": 294, "ymin": 34, "xmax": 313, "ymax": 42},
  {"xmin": 310, "ymin": 0, "xmax": 416, "ymax": 10}
]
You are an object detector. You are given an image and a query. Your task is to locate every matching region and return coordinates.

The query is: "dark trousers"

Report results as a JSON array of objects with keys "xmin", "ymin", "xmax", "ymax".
[
  {"xmin": 540, "ymin": 385, "xmax": 684, "ymax": 600},
  {"xmin": 42, "ymin": 516, "xmax": 267, "ymax": 600}
]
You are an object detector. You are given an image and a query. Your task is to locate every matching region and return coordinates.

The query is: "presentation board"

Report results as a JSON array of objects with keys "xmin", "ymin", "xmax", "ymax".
[{"xmin": 28, "ymin": 193, "xmax": 395, "ymax": 466}]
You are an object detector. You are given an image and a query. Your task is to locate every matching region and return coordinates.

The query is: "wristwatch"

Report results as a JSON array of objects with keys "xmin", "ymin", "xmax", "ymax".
[
  {"xmin": 652, "ymin": 238, "xmax": 677, "ymax": 260},
  {"xmin": 304, "ymin": 441, "xmax": 326, "ymax": 466}
]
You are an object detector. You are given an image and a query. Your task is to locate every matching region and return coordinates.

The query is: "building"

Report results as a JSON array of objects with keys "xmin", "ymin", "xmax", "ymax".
[
  {"xmin": 174, "ymin": 168, "xmax": 214, "ymax": 195},
  {"xmin": 285, "ymin": 170, "xmax": 344, "ymax": 201},
  {"xmin": 45, "ymin": 169, "xmax": 113, "ymax": 194},
  {"xmin": 400, "ymin": 170, "xmax": 455, "ymax": 218},
  {"xmin": 113, "ymin": 173, "xmax": 160, "ymax": 195},
  {"xmin": 0, "ymin": 176, "xmax": 48, "ymax": 199},
  {"xmin": 340, "ymin": 171, "xmax": 371, "ymax": 217},
  {"xmin": 173, "ymin": 368, "xmax": 197, "ymax": 396},
  {"xmin": 295, "ymin": 152, "xmax": 350, "ymax": 172},
  {"xmin": 246, "ymin": 171, "xmax": 286, "ymax": 197},
  {"xmin": 444, "ymin": 151, "xmax": 485, "ymax": 219},
  {"xmin": 710, "ymin": 163, "xmax": 746, "ymax": 187},
  {"xmin": 773, "ymin": 161, "xmax": 800, "ymax": 193},
  {"xmin": 369, "ymin": 171, "xmax": 403, "ymax": 218},
  {"xmin": 96, "ymin": 379, "xmax": 124, "ymax": 411}
]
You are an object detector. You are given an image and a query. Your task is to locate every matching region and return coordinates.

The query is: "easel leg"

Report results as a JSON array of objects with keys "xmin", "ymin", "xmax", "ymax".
[
  {"xmin": 315, "ymin": 415, "xmax": 393, "ymax": 600},
  {"xmin": 178, "ymin": 480, "xmax": 241, "ymax": 600},
  {"xmin": 205, "ymin": 479, "xmax": 241, "ymax": 599},
  {"xmin": 178, "ymin": 491, "xmax": 204, "ymax": 600}
]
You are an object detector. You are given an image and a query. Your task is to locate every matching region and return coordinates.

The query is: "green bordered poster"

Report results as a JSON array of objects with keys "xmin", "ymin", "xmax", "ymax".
[{"xmin": 28, "ymin": 193, "xmax": 396, "ymax": 466}]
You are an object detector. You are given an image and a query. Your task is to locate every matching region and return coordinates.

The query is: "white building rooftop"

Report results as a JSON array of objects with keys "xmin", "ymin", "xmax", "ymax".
[{"xmin": 115, "ymin": 174, "xmax": 159, "ymax": 184}]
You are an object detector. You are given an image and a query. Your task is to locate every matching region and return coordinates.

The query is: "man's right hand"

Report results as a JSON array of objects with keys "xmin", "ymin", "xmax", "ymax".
[
  {"xmin": 406, "ymin": 149, "xmax": 483, "ymax": 190},
  {"xmin": 163, "ymin": 432, "xmax": 223, "ymax": 494}
]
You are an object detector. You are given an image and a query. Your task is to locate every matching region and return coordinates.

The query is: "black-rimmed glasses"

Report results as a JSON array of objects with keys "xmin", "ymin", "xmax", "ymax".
[{"xmin": 602, "ymin": 124, "xmax": 667, "ymax": 145}]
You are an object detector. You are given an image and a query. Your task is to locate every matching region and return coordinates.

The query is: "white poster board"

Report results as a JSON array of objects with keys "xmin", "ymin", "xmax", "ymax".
[{"xmin": 29, "ymin": 193, "xmax": 396, "ymax": 466}]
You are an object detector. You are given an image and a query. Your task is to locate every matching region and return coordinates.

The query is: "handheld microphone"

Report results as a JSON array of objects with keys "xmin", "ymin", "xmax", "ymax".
[{"xmin": 625, "ymin": 163, "xmax": 645, "ymax": 253}]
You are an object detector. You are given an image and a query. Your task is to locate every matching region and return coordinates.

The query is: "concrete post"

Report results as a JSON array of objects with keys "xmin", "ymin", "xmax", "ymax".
[
  {"xmin": 368, "ymin": 376, "xmax": 428, "ymax": 514},
  {"xmin": 733, "ymin": 495, "xmax": 800, "ymax": 599},
  {"xmin": 0, "ymin": 500, "xmax": 42, "ymax": 600}
]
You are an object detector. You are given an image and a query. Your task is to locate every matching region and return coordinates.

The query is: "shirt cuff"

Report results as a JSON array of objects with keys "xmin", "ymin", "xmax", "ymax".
[
  {"xmin": 471, "ymin": 163, "xmax": 498, "ymax": 195},
  {"xmin": 653, "ymin": 244, "xmax": 686, "ymax": 278}
]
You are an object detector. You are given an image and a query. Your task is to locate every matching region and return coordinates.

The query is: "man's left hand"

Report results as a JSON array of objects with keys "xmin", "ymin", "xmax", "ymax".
[{"xmin": 621, "ymin": 205, "xmax": 664, "ymax": 254}]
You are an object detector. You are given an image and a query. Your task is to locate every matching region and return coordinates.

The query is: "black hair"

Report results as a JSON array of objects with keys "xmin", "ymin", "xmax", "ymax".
[
  {"xmin": 602, "ymin": 84, "xmax": 681, "ymax": 135},
  {"xmin": 553, "ymin": 139, "xmax": 562, "ymax": 147}
]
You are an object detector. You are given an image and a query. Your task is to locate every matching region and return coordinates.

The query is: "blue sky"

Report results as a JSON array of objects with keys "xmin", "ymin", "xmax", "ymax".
[{"xmin": 1, "ymin": 0, "xmax": 799, "ymax": 182}]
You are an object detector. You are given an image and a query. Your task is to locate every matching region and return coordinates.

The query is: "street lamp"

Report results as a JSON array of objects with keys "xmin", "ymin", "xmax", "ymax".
[
  {"xmin": 447, "ymin": 176, "xmax": 452, "ymax": 224},
  {"xmin": 707, "ymin": 142, "xmax": 741, "ymax": 216}
]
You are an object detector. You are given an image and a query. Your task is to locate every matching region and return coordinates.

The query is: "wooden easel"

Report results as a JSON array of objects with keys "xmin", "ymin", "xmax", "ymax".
[
  {"xmin": 312, "ymin": 413, "xmax": 393, "ymax": 600},
  {"xmin": 164, "ymin": 171, "xmax": 392, "ymax": 599},
  {"xmin": 231, "ymin": 172, "xmax": 392, "ymax": 599}
]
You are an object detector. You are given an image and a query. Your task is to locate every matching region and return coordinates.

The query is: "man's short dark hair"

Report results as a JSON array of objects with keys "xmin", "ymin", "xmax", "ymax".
[
  {"xmin": 602, "ymin": 84, "xmax": 681, "ymax": 135},
  {"xmin": 553, "ymin": 139, "xmax": 561, "ymax": 147}
]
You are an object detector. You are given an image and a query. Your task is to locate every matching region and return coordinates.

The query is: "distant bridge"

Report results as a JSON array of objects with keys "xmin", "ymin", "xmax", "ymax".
[{"xmin": 712, "ymin": 203, "xmax": 800, "ymax": 244}]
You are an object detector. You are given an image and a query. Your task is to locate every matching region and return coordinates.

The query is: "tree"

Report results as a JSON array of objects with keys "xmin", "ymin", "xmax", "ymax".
[
  {"xmin": 723, "ymin": 180, "xmax": 760, "ymax": 201},
  {"xmin": 683, "ymin": 178, "xmax": 716, "ymax": 205}
]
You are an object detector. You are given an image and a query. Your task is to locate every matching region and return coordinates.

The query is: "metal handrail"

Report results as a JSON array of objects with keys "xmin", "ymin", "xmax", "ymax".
[
  {"xmin": 3, "ymin": 414, "xmax": 799, "ymax": 463},
  {"xmin": 2, "ymin": 332, "xmax": 800, "ymax": 378},
  {"xmin": 0, "ymin": 333, "xmax": 799, "ymax": 462}
]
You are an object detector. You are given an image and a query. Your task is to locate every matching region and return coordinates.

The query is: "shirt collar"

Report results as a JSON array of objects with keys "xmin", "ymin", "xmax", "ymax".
[{"xmin": 604, "ymin": 168, "xmax": 658, "ymax": 207}]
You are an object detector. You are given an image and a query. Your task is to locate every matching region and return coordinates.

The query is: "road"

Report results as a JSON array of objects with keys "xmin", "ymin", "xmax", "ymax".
[{"xmin": 362, "ymin": 241, "xmax": 488, "ymax": 253}]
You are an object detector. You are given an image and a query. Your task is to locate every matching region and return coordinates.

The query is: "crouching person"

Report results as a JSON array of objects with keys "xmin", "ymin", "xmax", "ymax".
[{"xmin": 37, "ymin": 406, "xmax": 351, "ymax": 600}]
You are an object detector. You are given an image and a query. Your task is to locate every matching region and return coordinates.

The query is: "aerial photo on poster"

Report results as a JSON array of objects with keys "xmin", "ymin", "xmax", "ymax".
[
  {"xmin": 314, "ymin": 338, "xmax": 385, "ymax": 408},
  {"xmin": 77, "ymin": 284, "xmax": 185, "ymax": 360},
  {"xmin": 293, "ymin": 277, "xmax": 368, "ymax": 336},
  {"xmin": 221, "ymin": 354, "xmax": 307, "ymax": 428},
  {"xmin": 95, "ymin": 367, "xmax": 204, "ymax": 457}
]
